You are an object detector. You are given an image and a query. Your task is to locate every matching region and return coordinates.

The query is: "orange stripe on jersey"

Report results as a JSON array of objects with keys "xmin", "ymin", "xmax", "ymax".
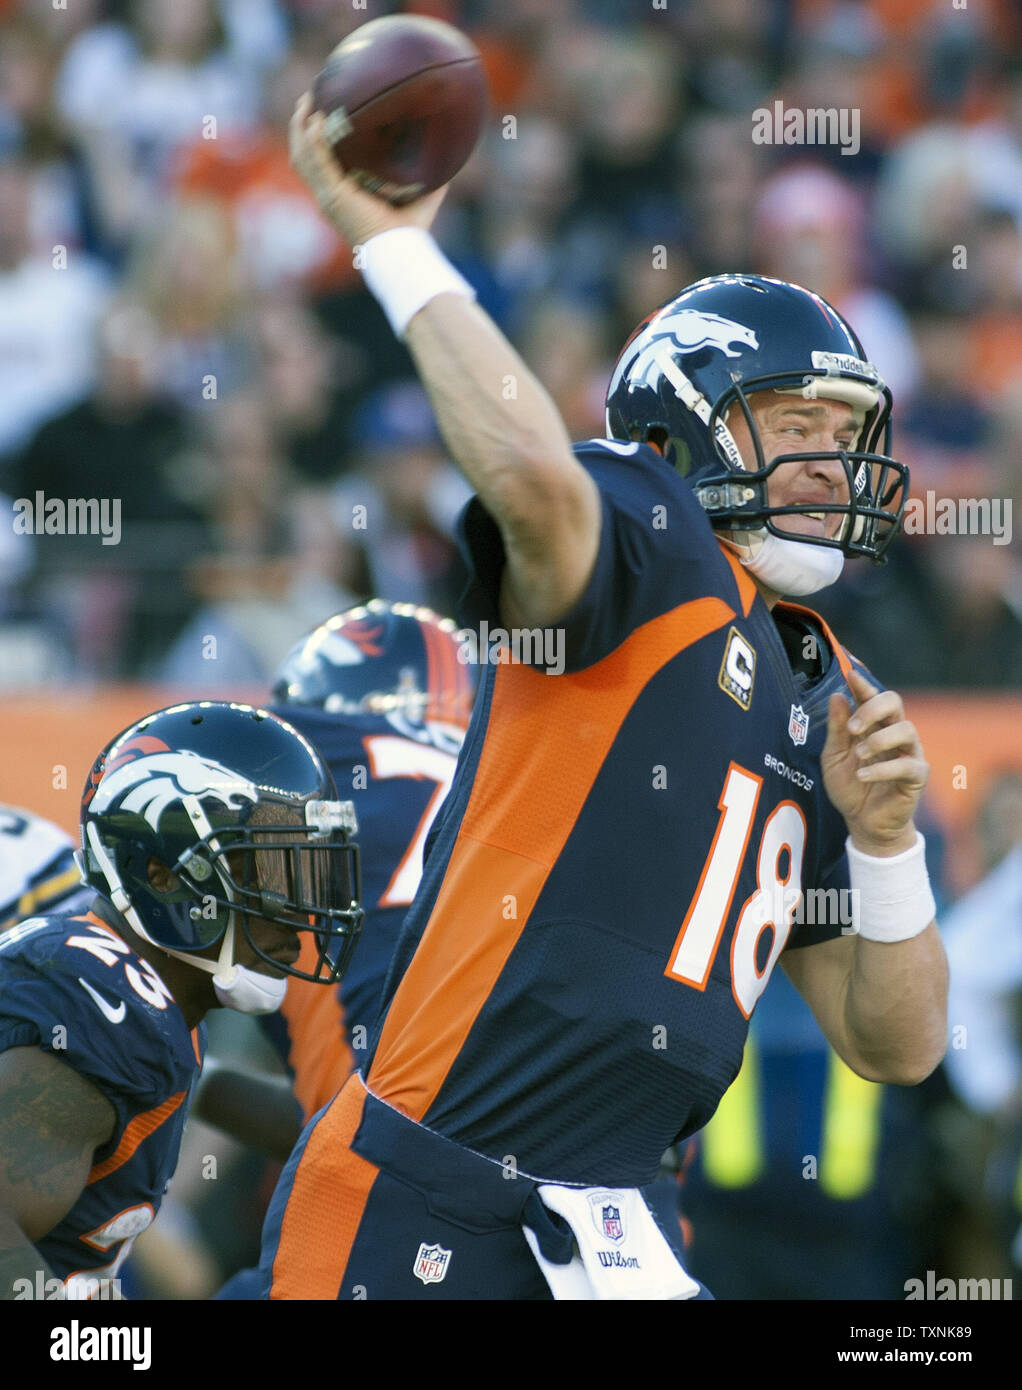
[
  {"xmin": 281, "ymin": 935, "xmax": 354, "ymax": 1117},
  {"xmin": 368, "ymin": 595, "xmax": 735, "ymax": 1119},
  {"xmin": 189, "ymin": 1028, "xmax": 202, "ymax": 1067},
  {"xmin": 270, "ymin": 1074, "xmax": 377, "ymax": 1299},
  {"xmin": 776, "ymin": 601, "xmax": 855, "ymax": 684},
  {"xmin": 87, "ymin": 1091, "xmax": 186, "ymax": 1184},
  {"xmin": 717, "ymin": 544, "xmax": 758, "ymax": 617}
]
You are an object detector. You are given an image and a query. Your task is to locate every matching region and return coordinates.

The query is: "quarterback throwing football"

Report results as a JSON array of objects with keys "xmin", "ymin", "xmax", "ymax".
[{"xmin": 256, "ymin": 96, "xmax": 949, "ymax": 1301}]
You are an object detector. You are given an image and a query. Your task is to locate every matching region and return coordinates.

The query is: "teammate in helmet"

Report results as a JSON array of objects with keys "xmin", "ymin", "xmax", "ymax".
[
  {"xmin": 272, "ymin": 598, "xmax": 475, "ymax": 727},
  {"xmin": 0, "ymin": 701, "xmax": 361, "ymax": 1299},
  {"xmin": 195, "ymin": 603, "xmax": 476, "ymax": 1170},
  {"xmin": 256, "ymin": 111, "xmax": 947, "ymax": 1301},
  {"xmin": 78, "ymin": 700, "xmax": 363, "ymax": 1016}
]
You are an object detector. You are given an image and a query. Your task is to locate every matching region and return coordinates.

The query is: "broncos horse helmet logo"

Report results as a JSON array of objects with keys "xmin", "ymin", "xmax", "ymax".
[
  {"xmin": 91, "ymin": 751, "xmax": 259, "ymax": 831},
  {"xmin": 654, "ymin": 310, "xmax": 760, "ymax": 357},
  {"xmin": 608, "ymin": 310, "xmax": 760, "ymax": 398}
]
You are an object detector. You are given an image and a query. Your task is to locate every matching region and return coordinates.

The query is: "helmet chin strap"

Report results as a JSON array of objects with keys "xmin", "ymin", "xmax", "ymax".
[
  {"xmin": 722, "ymin": 527, "xmax": 845, "ymax": 597},
  {"xmin": 159, "ymin": 924, "xmax": 289, "ymax": 1016}
]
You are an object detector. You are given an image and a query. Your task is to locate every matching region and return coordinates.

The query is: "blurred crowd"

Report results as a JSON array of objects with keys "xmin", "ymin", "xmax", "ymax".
[
  {"xmin": 3, "ymin": 0, "xmax": 1021, "ymax": 1302},
  {"xmin": 1, "ymin": 0, "xmax": 1021, "ymax": 689}
]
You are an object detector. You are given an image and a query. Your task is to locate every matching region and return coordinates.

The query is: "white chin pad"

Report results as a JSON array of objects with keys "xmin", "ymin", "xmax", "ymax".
[
  {"xmin": 213, "ymin": 965, "xmax": 288, "ymax": 1015},
  {"xmin": 729, "ymin": 528, "xmax": 844, "ymax": 597}
]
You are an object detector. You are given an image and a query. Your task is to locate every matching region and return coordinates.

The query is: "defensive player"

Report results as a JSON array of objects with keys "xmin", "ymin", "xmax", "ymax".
[
  {"xmin": 0, "ymin": 701, "xmax": 360, "ymax": 1299},
  {"xmin": 255, "ymin": 101, "xmax": 949, "ymax": 1300},
  {"xmin": 196, "ymin": 601, "xmax": 475, "ymax": 1157},
  {"xmin": 0, "ymin": 803, "xmax": 92, "ymax": 930}
]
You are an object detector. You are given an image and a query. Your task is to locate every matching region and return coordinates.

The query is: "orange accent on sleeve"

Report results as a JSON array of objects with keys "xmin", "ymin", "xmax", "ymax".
[
  {"xmin": 270, "ymin": 1076, "xmax": 377, "ymax": 1300},
  {"xmin": 776, "ymin": 601, "xmax": 855, "ymax": 685},
  {"xmin": 80, "ymin": 909, "xmax": 121, "ymax": 934},
  {"xmin": 717, "ymin": 544, "xmax": 758, "ymax": 617},
  {"xmin": 281, "ymin": 936, "xmax": 354, "ymax": 1118},
  {"xmin": 87, "ymin": 1092, "xmax": 186, "ymax": 1184},
  {"xmin": 190, "ymin": 1029, "xmax": 203, "ymax": 1067},
  {"xmin": 368, "ymin": 596, "xmax": 735, "ymax": 1119}
]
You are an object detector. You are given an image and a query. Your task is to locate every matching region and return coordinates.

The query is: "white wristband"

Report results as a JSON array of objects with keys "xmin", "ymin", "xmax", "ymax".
[
  {"xmin": 358, "ymin": 227, "xmax": 476, "ymax": 338},
  {"xmin": 846, "ymin": 832, "xmax": 936, "ymax": 943}
]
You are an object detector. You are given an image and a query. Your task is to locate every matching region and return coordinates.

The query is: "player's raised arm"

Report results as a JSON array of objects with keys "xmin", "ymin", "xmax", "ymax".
[
  {"xmin": 289, "ymin": 95, "xmax": 601, "ymax": 630},
  {"xmin": 0, "ymin": 1047, "xmax": 115, "ymax": 1299}
]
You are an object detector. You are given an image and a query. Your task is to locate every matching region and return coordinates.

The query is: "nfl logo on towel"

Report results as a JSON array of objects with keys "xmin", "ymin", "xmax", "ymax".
[
  {"xmin": 588, "ymin": 1191, "xmax": 625, "ymax": 1245},
  {"xmin": 788, "ymin": 703, "xmax": 809, "ymax": 746},
  {"xmin": 602, "ymin": 1206, "xmax": 623, "ymax": 1240},
  {"xmin": 413, "ymin": 1242, "xmax": 452, "ymax": 1285}
]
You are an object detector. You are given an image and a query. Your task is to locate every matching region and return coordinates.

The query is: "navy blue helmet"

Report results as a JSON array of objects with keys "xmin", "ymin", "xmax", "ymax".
[
  {"xmin": 271, "ymin": 600, "xmax": 476, "ymax": 730},
  {"xmin": 605, "ymin": 274, "xmax": 908, "ymax": 562},
  {"xmin": 78, "ymin": 702, "xmax": 363, "ymax": 986}
]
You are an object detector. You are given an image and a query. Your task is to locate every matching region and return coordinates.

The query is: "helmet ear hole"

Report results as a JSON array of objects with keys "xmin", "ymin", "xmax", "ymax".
[
  {"xmin": 146, "ymin": 858, "xmax": 179, "ymax": 894},
  {"xmin": 645, "ymin": 426, "xmax": 669, "ymax": 455}
]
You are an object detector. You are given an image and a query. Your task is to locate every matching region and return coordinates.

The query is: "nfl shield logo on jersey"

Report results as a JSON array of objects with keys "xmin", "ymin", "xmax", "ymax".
[
  {"xmin": 788, "ymin": 704, "xmax": 810, "ymax": 746},
  {"xmin": 588, "ymin": 1191, "xmax": 626, "ymax": 1245},
  {"xmin": 413, "ymin": 1241, "xmax": 452, "ymax": 1285},
  {"xmin": 602, "ymin": 1206, "xmax": 623, "ymax": 1240}
]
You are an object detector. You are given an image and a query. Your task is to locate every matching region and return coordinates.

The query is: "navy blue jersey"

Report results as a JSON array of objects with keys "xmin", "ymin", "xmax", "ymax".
[
  {"xmin": 0, "ymin": 909, "xmax": 204, "ymax": 1294},
  {"xmin": 359, "ymin": 440, "xmax": 868, "ymax": 1187},
  {"xmin": 259, "ymin": 704, "xmax": 464, "ymax": 1118}
]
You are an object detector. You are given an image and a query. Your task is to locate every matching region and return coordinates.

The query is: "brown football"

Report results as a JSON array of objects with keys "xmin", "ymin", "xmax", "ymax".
[{"xmin": 312, "ymin": 15, "xmax": 489, "ymax": 206}]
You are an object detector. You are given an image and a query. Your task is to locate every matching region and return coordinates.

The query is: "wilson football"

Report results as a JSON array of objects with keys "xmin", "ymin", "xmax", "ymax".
[{"xmin": 312, "ymin": 15, "xmax": 489, "ymax": 206}]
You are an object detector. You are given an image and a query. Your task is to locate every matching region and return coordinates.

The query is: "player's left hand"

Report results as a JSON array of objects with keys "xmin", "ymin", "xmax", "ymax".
[{"xmin": 821, "ymin": 668, "xmax": 928, "ymax": 855}]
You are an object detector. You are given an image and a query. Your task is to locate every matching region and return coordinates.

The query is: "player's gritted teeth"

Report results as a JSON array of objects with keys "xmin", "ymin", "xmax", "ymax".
[{"xmin": 773, "ymin": 492, "xmax": 845, "ymax": 540}]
